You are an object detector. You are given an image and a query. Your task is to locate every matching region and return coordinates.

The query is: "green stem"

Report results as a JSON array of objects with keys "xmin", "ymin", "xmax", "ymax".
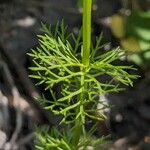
[
  {"xmin": 82, "ymin": 0, "xmax": 92, "ymax": 67},
  {"xmin": 72, "ymin": 0, "xmax": 92, "ymax": 148}
]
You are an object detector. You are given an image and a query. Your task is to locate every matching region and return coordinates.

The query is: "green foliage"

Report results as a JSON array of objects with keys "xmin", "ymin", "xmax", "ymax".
[
  {"xmin": 110, "ymin": 10, "xmax": 150, "ymax": 68},
  {"xmin": 35, "ymin": 126, "xmax": 109, "ymax": 150},
  {"xmin": 29, "ymin": 0, "xmax": 137, "ymax": 149},
  {"xmin": 29, "ymin": 22, "xmax": 137, "ymax": 124},
  {"xmin": 29, "ymin": 22, "xmax": 137, "ymax": 149},
  {"xmin": 126, "ymin": 11, "xmax": 150, "ymax": 42},
  {"xmin": 126, "ymin": 11, "xmax": 150, "ymax": 68},
  {"xmin": 35, "ymin": 127, "xmax": 73, "ymax": 150}
]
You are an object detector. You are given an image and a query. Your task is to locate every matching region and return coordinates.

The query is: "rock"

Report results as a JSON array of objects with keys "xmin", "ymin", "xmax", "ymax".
[{"xmin": 0, "ymin": 130, "xmax": 7, "ymax": 148}]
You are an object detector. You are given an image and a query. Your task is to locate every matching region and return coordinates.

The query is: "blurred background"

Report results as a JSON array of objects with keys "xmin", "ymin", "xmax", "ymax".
[{"xmin": 0, "ymin": 0, "xmax": 150, "ymax": 149}]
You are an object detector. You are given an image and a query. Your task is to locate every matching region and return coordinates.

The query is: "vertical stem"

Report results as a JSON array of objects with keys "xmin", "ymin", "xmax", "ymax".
[
  {"xmin": 82, "ymin": 0, "xmax": 92, "ymax": 67},
  {"xmin": 80, "ymin": 0, "xmax": 92, "ymax": 129},
  {"xmin": 72, "ymin": 0, "xmax": 92, "ymax": 148}
]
